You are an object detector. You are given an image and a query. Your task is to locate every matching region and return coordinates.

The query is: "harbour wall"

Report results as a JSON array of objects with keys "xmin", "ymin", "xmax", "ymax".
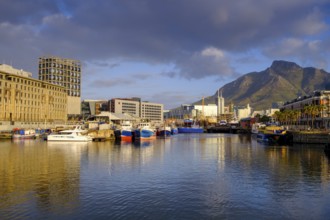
[{"xmin": 290, "ymin": 132, "xmax": 330, "ymax": 144}]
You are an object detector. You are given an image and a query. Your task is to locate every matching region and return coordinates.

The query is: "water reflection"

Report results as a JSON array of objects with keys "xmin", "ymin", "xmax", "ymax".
[
  {"xmin": 0, "ymin": 140, "xmax": 82, "ymax": 218},
  {"xmin": 0, "ymin": 134, "xmax": 330, "ymax": 219}
]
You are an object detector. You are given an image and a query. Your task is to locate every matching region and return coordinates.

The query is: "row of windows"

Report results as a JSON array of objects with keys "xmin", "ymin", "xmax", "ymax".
[
  {"xmin": 0, "ymin": 77, "xmax": 66, "ymax": 92},
  {"xmin": 0, "ymin": 97, "xmax": 66, "ymax": 105},
  {"xmin": 2, "ymin": 77, "xmax": 42, "ymax": 87},
  {"xmin": 142, "ymin": 106, "xmax": 162, "ymax": 110},
  {"xmin": 142, "ymin": 109, "xmax": 161, "ymax": 114},
  {"xmin": 122, "ymin": 104, "xmax": 137, "ymax": 107},
  {"xmin": 0, "ymin": 88, "xmax": 66, "ymax": 99},
  {"xmin": 39, "ymin": 62, "xmax": 81, "ymax": 71},
  {"xmin": 39, "ymin": 74, "xmax": 80, "ymax": 81},
  {"xmin": 48, "ymin": 82, "xmax": 80, "ymax": 90},
  {"xmin": 122, "ymin": 106, "xmax": 137, "ymax": 110},
  {"xmin": 39, "ymin": 69, "xmax": 81, "ymax": 77}
]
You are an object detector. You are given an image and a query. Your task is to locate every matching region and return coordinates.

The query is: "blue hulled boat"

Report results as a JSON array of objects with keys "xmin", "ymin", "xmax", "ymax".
[
  {"xmin": 178, "ymin": 119, "xmax": 204, "ymax": 133},
  {"xmin": 134, "ymin": 122, "xmax": 156, "ymax": 140},
  {"xmin": 157, "ymin": 126, "xmax": 172, "ymax": 138}
]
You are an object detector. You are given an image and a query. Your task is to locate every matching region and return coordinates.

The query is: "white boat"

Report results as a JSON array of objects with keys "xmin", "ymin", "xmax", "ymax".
[{"xmin": 47, "ymin": 126, "xmax": 92, "ymax": 142}]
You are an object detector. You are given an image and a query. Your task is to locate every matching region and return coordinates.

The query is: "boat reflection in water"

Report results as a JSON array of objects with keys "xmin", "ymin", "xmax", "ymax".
[
  {"xmin": 133, "ymin": 139, "xmax": 154, "ymax": 147},
  {"xmin": 47, "ymin": 141, "xmax": 89, "ymax": 151}
]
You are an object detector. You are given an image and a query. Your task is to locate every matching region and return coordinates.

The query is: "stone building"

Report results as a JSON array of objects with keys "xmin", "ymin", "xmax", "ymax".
[{"xmin": 0, "ymin": 64, "xmax": 67, "ymax": 124}]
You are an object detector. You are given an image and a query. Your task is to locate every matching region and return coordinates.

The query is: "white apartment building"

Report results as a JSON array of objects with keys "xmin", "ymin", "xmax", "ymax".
[{"xmin": 110, "ymin": 98, "xmax": 163, "ymax": 123}]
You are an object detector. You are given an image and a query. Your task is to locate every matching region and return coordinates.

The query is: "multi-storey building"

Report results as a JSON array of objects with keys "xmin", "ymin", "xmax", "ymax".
[
  {"xmin": 140, "ymin": 101, "xmax": 163, "ymax": 122},
  {"xmin": 38, "ymin": 56, "xmax": 81, "ymax": 116},
  {"xmin": 110, "ymin": 98, "xmax": 163, "ymax": 123},
  {"xmin": 82, "ymin": 100, "xmax": 109, "ymax": 119},
  {"xmin": 110, "ymin": 98, "xmax": 140, "ymax": 117},
  {"xmin": 281, "ymin": 90, "xmax": 330, "ymax": 128},
  {"xmin": 0, "ymin": 64, "xmax": 67, "ymax": 123}
]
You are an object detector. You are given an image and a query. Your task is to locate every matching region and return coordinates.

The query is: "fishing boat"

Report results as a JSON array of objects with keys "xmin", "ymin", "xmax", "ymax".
[
  {"xmin": 134, "ymin": 122, "xmax": 156, "ymax": 140},
  {"xmin": 178, "ymin": 119, "xmax": 204, "ymax": 133},
  {"xmin": 47, "ymin": 126, "xmax": 92, "ymax": 142},
  {"xmin": 12, "ymin": 128, "xmax": 36, "ymax": 139},
  {"xmin": 256, "ymin": 125, "xmax": 287, "ymax": 144},
  {"xmin": 157, "ymin": 126, "xmax": 172, "ymax": 138},
  {"xmin": 114, "ymin": 121, "xmax": 133, "ymax": 141}
]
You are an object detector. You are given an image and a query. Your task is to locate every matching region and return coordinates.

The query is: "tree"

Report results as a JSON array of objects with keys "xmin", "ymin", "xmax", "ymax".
[
  {"xmin": 273, "ymin": 111, "xmax": 282, "ymax": 124},
  {"xmin": 260, "ymin": 115, "xmax": 271, "ymax": 123}
]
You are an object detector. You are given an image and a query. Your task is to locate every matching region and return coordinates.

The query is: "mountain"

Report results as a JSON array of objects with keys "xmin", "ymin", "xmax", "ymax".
[{"xmin": 196, "ymin": 60, "xmax": 330, "ymax": 110}]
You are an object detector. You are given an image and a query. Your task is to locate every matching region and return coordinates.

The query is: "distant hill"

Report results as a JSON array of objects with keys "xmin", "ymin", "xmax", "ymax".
[{"xmin": 194, "ymin": 60, "xmax": 330, "ymax": 110}]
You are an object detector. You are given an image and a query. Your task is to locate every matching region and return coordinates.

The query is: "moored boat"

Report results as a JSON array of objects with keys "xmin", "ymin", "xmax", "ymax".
[
  {"xmin": 134, "ymin": 122, "xmax": 156, "ymax": 140},
  {"xmin": 47, "ymin": 126, "xmax": 92, "ymax": 142},
  {"xmin": 114, "ymin": 121, "xmax": 133, "ymax": 142},
  {"xmin": 12, "ymin": 128, "xmax": 36, "ymax": 139},
  {"xmin": 170, "ymin": 124, "xmax": 178, "ymax": 135},
  {"xmin": 178, "ymin": 119, "xmax": 204, "ymax": 133},
  {"xmin": 256, "ymin": 125, "xmax": 287, "ymax": 144},
  {"xmin": 171, "ymin": 127, "xmax": 178, "ymax": 135},
  {"xmin": 157, "ymin": 126, "xmax": 172, "ymax": 138}
]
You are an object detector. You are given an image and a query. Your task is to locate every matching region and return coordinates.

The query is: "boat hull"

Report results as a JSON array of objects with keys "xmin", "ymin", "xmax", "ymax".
[
  {"xmin": 135, "ymin": 129, "xmax": 156, "ymax": 140},
  {"xmin": 256, "ymin": 133, "xmax": 288, "ymax": 144},
  {"xmin": 115, "ymin": 129, "xmax": 132, "ymax": 141},
  {"xmin": 12, "ymin": 134, "xmax": 36, "ymax": 139},
  {"xmin": 178, "ymin": 127, "xmax": 204, "ymax": 133},
  {"xmin": 158, "ymin": 130, "xmax": 171, "ymax": 138},
  {"xmin": 171, "ymin": 128, "xmax": 178, "ymax": 135},
  {"xmin": 47, "ymin": 134, "xmax": 92, "ymax": 142}
]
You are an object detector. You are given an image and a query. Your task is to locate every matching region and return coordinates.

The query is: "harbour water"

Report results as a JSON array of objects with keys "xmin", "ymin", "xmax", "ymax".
[{"xmin": 1, "ymin": 133, "xmax": 330, "ymax": 219}]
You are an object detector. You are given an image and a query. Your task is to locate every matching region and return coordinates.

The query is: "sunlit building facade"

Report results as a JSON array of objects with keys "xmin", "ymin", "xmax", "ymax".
[
  {"xmin": 0, "ymin": 64, "xmax": 67, "ymax": 123},
  {"xmin": 281, "ymin": 90, "xmax": 330, "ymax": 128}
]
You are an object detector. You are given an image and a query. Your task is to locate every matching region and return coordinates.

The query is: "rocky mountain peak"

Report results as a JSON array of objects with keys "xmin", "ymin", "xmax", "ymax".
[{"xmin": 270, "ymin": 60, "xmax": 302, "ymax": 72}]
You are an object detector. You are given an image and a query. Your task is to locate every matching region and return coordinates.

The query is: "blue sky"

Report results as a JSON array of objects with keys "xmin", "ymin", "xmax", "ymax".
[{"xmin": 1, "ymin": 0, "xmax": 330, "ymax": 109}]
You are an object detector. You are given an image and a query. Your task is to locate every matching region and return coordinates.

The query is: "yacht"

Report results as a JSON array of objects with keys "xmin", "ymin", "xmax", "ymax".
[{"xmin": 47, "ymin": 126, "xmax": 92, "ymax": 142}]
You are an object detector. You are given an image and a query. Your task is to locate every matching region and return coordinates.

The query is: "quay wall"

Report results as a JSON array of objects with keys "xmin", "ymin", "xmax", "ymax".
[
  {"xmin": 0, "ymin": 121, "xmax": 78, "ymax": 131},
  {"xmin": 291, "ymin": 132, "xmax": 330, "ymax": 144}
]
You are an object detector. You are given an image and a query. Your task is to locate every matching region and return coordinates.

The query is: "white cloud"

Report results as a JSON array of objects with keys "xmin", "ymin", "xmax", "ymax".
[{"xmin": 173, "ymin": 47, "xmax": 235, "ymax": 79}]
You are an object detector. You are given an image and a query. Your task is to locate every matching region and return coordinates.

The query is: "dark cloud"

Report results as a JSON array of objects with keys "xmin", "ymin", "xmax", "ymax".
[
  {"xmin": 263, "ymin": 38, "xmax": 329, "ymax": 70},
  {"xmin": 0, "ymin": 0, "xmax": 59, "ymax": 24},
  {"xmin": 0, "ymin": 0, "xmax": 329, "ymax": 78}
]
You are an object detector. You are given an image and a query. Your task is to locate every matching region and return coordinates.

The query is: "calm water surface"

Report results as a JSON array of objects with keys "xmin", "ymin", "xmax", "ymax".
[{"xmin": 1, "ymin": 133, "xmax": 330, "ymax": 219}]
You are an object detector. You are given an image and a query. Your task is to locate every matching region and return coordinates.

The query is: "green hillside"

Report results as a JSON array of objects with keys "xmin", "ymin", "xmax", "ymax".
[{"xmin": 196, "ymin": 60, "xmax": 330, "ymax": 110}]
